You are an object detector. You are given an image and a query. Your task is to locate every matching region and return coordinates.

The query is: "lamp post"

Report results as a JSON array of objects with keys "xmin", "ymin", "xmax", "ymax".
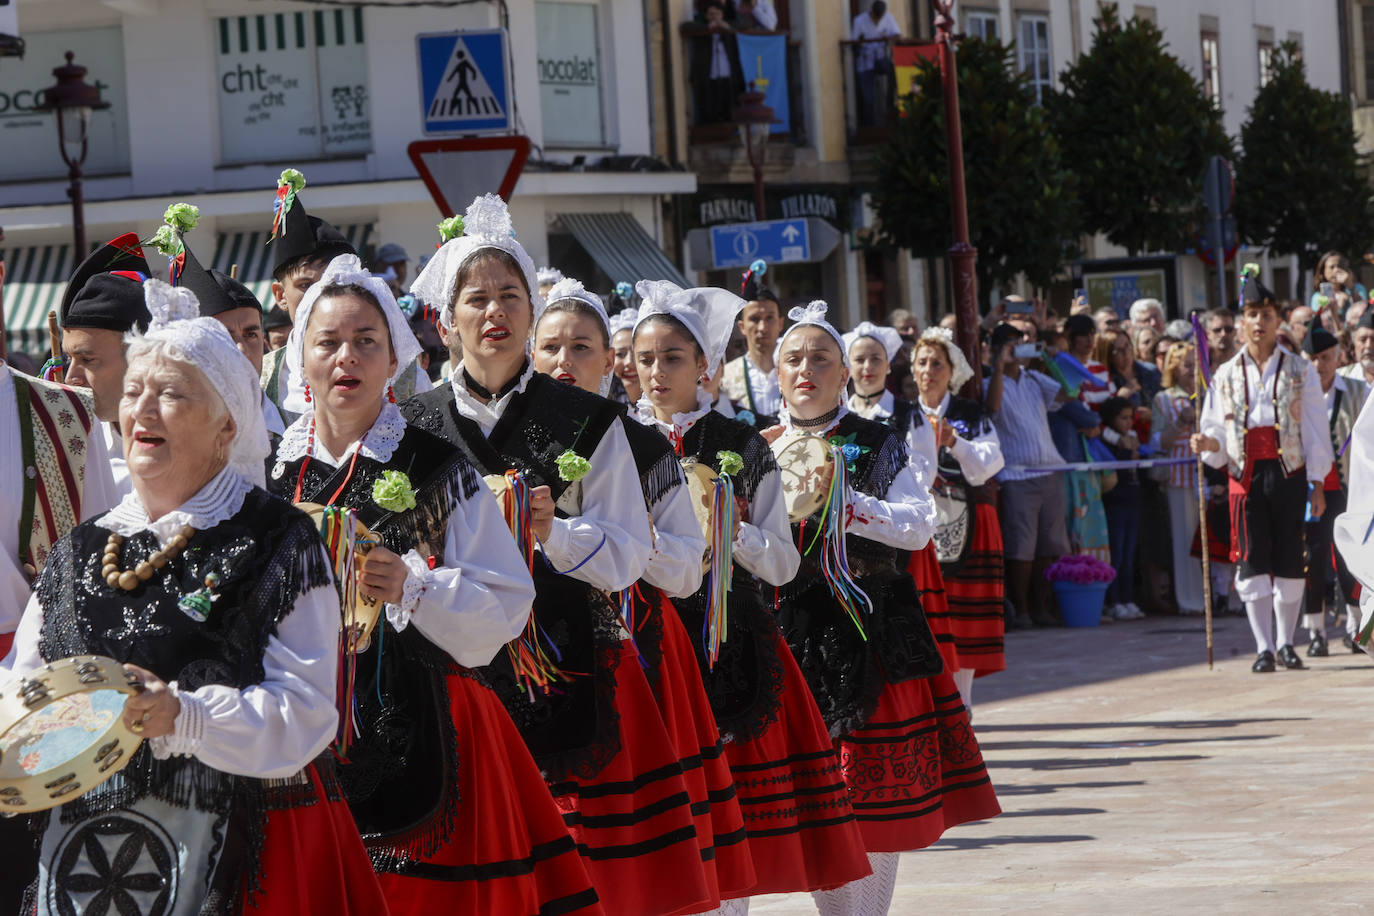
[
  {"xmin": 35, "ymin": 52, "xmax": 110, "ymax": 257},
  {"xmin": 733, "ymin": 84, "xmax": 778, "ymax": 222},
  {"xmin": 932, "ymin": 1, "xmax": 982, "ymax": 397}
]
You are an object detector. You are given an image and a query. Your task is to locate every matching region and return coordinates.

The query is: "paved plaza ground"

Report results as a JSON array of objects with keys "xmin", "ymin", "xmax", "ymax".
[{"xmin": 754, "ymin": 614, "xmax": 1374, "ymax": 914}]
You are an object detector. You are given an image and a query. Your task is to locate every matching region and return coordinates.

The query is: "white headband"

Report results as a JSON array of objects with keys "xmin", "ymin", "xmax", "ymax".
[
  {"xmin": 775, "ymin": 300, "xmax": 848, "ymax": 366},
  {"xmin": 537, "ymin": 266, "xmax": 564, "ymax": 287},
  {"xmin": 608, "ymin": 306, "xmax": 639, "ymax": 337},
  {"xmin": 917, "ymin": 326, "xmax": 975, "ymax": 392},
  {"xmin": 290, "ymin": 254, "xmax": 424, "ymax": 389},
  {"xmin": 634, "ymin": 280, "xmax": 745, "ymax": 376},
  {"xmin": 537, "ymin": 276, "xmax": 611, "ymax": 340},
  {"xmin": 136, "ymin": 279, "xmax": 270, "ymax": 487},
  {"xmin": 409, "ymin": 194, "xmax": 543, "ymax": 331},
  {"xmin": 842, "ymin": 321, "xmax": 903, "ymax": 364}
]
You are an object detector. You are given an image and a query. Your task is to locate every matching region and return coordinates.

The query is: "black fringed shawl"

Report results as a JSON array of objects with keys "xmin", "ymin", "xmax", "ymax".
[
  {"xmin": 267, "ymin": 423, "xmax": 479, "ymax": 870},
  {"xmin": 775, "ymin": 412, "xmax": 943, "ymax": 736},
  {"xmin": 34, "ymin": 489, "xmax": 335, "ymax": 907},
  {"xmin": 401, "ymin": 374, "xmax": 629, "ymax": 782}
]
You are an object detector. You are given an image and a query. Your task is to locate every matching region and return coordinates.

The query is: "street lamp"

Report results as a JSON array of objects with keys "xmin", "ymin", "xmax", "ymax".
[
  {"xmin": 733, "ymin": 84, "xmax": 778, "ymax": 222},
  {"xmin": 35, "ymin": 52, "xmax": 110, "ymax": 257}
]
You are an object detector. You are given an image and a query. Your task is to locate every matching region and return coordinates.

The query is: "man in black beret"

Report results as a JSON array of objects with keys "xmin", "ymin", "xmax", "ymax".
[
  {"xmin": 1338, "ymin": 308, "xmax": 1374, "ymax": 389},
  {"xmin": 264, "ymin": 305, "xmax": 292, "ymax": 352},
  {"xmin": 1299, "ymin": 324, "xmax": 1365, "ymax": 656}
]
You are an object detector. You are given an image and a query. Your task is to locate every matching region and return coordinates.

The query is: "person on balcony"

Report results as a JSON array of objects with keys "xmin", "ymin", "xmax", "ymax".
[
  {"xmin": 852, "ymin": 0, "xmax": 900, "ymax": 127},
  {"xmin": 691, "ymin": 1, "xmax": 746, "ymax": 125},
  {"xmin": 737, "ymin": 0, "xmax": 777, "ymax": 30}
]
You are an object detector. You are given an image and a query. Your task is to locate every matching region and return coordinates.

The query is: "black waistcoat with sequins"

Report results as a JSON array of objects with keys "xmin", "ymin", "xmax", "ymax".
[
  {"xmin": 669, "ymin": 411, "xmax": 787, "ymax": 744},
  {"xmin": 268, "ymin": 423, "xmax": 479, "ymax": 863},
  {"xmin": 401, "ymin": 374, "xmax": 628, "ymax": 782},
  {"xmin": 776, "ymin": 412, "xmax": 944, "ymax": 736},
  {"xmin": 33, "ymin": 489, "xmax": 335, "ymax": 901}
]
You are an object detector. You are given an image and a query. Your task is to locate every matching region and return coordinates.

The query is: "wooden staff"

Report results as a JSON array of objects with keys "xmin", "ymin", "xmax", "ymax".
[
  {"xmin": 1195, "ymin": 359, "xmax": 1214, "ymax": 669},
  {"xmin": 46, "ymin": 310, "xmax": 63, "ymax": 383}
]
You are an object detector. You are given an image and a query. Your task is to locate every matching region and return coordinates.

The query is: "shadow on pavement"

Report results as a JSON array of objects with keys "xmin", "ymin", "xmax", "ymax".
[
  {"xmin": 973, "ymin": 717, "xmax": 1306, "ymax": 732},
  {"xmin": 927, "ymin": 834, "xmax": 1096, "ymax": 850},
  {"xmin": 993, "ymin": 806, "xmax": 1107, "ymax": 818},
  {"xmin": 979, "ymin": 733, "xmax": 1279, "ymax": 751},
  {"xmin": 987, "ymin": 754, "xmax": 1208, "ymax": 771},
  {"xmin": 994, "ymin": 780, "xmax": 1145, "ymax": 797}
]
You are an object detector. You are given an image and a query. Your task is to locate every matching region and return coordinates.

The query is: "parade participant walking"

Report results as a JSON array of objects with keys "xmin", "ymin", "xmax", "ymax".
[
  {"xmin": 1192, "ymin": 276, "xmax": 1333, "ymax": 673},
  {"xmin": 720, "ymin": 260, "xmax": 783, "ymax": 423},
  {"xmin": 403, "ymin": 195, "xmax": 710, "ymax": 916},
  {"xmin": 4, "ymin": 279, "xmax": 386, "ymax": 915},
  {"xmin": 632, "ymin": 283, "xmax": 871, "ymax": 914},
  {"xmin": 610, "ymin": 305, "xmax": 642, "ymax": 405},
  {"xmin": 265, "ymin": 255, "xmax": 597, "ymax": 914},
  {"xmin": 911, "ymin": 328, "xmax": 1007, "ymax": 709},
  {"xmin": 58, "ymin": 232, "xmax": 153, "ymax": 498},
  {"xmin": 771, "ymin": 303, "xmax": 999, "ymax": 915},
  {"xmin": 1298, "ymin": 325, "xmax": 1364, "ymax": 656},
  {"xmin": 532, "ymin": 276, "xmax": 756, "ymax": 906}
]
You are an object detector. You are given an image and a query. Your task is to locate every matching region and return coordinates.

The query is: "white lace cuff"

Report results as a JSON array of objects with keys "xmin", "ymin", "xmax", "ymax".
[
  {"xmin": 385, "ymin": 550, "xmax": 431, "ymax": 631},
  {"xmin": 150, "ymin": 684, "xmax": 203, "ymax": 759}
]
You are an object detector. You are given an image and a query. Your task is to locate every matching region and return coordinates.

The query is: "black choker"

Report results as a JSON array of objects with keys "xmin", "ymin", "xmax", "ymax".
[
  {"xmin": 790, "ymin": 405, "xmax": 841, "ymax": 430},
  {"xmin": 464, "ymin": 361, "xmax": 527, "ymax": 401},
  {"xmin": 854, "ymin": 389, "xmax": 884, "ymax": 403}
]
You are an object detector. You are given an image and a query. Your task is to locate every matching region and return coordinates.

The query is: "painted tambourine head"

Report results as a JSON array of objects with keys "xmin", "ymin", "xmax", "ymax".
[{"xmin": 770, "ymin": 431, "xmax": 835, "ymax": 522}]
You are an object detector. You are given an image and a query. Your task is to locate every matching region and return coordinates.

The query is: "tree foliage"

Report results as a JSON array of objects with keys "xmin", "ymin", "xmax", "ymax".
[
  {"xmin": 1234, "ymin": 44, "xmax": 1372, "ymax": 263},
  {"xmin": 1047, "ymin": 3, "xmax": 1231, "ymax": 256},
  {"xmin": 871, "ymin": 37, "xmax": 1078, "ymax": 294}
]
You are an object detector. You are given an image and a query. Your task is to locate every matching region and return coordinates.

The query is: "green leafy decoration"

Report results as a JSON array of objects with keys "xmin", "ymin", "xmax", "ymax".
[
  {"xmin": 162, "ymin": 203, "xmax": 200, "ymax": 234},
  {"xmin": 278, "ymin": 168, "xmax": 306, "ymax": 193},
  {"xmin": 556, "ymin": 449, "xmax": 592, "ymax": 483},
  {"xmin": 716, "ymin": 450, "xmax": 744, "ymax": 477},
  {"xmin": 372, "ymin": 470, "xmax": 417, "ymax": 512},
  {"xmin": 438, "ymin": 216, "xmax": 465, "ymax": 242}
]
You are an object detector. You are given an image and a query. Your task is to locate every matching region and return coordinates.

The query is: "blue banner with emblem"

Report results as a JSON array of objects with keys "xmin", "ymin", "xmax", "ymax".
[{"xmin": 735, "ymin": 33, "xmax": 789, "ymax": 135}]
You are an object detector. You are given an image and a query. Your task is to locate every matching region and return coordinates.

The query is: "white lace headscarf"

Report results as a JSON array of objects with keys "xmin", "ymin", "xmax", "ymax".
[
  {"xmin": 125, "ymin": 279, "xmax": 270, "ymax": 487},
  {"xmin": 289, "ymin": 254, "xmax": 423, "ymax": 392},
  {"xmin": 634, "ymin": 280, "xmax": 746, "ymax": 376},
  {"xmin": 916, "ymin": 326, "xmax": 975, "ymax": 392},
  {"xmin": 775, "ymin": 300, "xmax": 848, "ymax": 366},
  {"xmin": 537, "ymin": 266, "xmax": 564, "ymax": 288},
  {"xmin": 536, "ymin": 276, "xmax": 611, "ymax": 340},
  {"xmin": 842, "ymin": 321, "xmax": 903, "ymax": 364},
  {"xmin": 608, "ymin": 306, "xmax": 640, "ymax": 338},
  {"xmin": 409, "ymin": 194, "xmax": 542, "ymax": 332}
]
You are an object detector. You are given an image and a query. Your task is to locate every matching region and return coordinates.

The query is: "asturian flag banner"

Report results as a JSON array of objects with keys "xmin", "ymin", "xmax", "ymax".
[{"xmin": 735, "ymin": 32, "xmax": 789, "ymax": 134}]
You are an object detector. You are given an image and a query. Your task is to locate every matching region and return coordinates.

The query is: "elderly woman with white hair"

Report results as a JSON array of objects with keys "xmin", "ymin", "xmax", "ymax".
[
  {"xmin": 3, "ymin": 280, "xmax": 387, "ymax": 915},
  {"xmin": 1129, "ymin": 297, "xmax": 1166, "ymax": 333}
]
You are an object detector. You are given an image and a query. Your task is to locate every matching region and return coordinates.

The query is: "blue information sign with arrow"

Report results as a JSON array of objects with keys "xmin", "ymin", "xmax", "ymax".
[{"xmin": 709, "ymin": 218, "xmax": 810, "ymax": 270}]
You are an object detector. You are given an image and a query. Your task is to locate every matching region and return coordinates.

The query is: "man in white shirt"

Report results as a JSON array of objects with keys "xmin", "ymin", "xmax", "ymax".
[
  {"xmin": 738, "ymin": 0, "xmax": 777, "ymax": 29},
  {"xmin": 852, "ymin": 0, "xmax": 900, "ymax": 125},
  {"xmin": 720, "ymin": 269, "xmax": 782, "ymax": 423},
  {"xmin": 1193, "ymin": 282, "xmax": 1332, "ymax": 673}
]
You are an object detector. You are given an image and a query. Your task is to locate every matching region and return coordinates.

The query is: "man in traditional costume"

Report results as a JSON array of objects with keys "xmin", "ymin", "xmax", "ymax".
[
  {"xmin": 1193, "ymin": 278, "xmax": 1333, "ymax": 673},
  {"xmin": 720, "ymin": 260, "xmax": 782, "ymax": 424}
]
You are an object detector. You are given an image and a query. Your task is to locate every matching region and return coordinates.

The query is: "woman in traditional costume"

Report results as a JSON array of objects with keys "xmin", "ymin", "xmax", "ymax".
[
  {"xmin": 631, "ymin": 282, "xmax": 872, "ymax": 915},
  {"xmin": 4, "ymin": 279, "xmax": 387, "ymax": 915},
  {"xmin": 402, "ymin": 196, "xmax": 711, "ymax": 916},
  {"xmin": 611, "ymin": 306, "xmax": 643, "ymax": 406},
  {"xmin": 265, "ymin": 255, "xmax": 598, "ymax": 915},
  {"xmin": 774, "ymin": 303, "xmax": 1001, "ymax": 916},
  {"xmin": 530, "ymin": 277, "xmax": 756, "ymax": 907}
]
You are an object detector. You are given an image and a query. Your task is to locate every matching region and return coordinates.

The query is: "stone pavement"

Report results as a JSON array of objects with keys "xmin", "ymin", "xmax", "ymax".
[{"xmin": 750, "ymin": 614, "xmax": 1374, "ymax": 914}]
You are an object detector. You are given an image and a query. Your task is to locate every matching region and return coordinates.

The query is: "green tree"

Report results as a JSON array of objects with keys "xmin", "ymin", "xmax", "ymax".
[
  {"xmin": 1048, "ymin": 3, "xmax": 1231, "ymax": 256},
  {"xmin": 1234, "ymin": 44, "xmax": 1372, "ymax": 263},
  {"xmin": 872, "ymin": 37, "xmax": 1078, "ymax": 297}
]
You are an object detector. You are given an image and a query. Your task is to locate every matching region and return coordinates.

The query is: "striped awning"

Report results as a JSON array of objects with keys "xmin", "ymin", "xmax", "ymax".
[
  {"xmin": 559, "ymin": 213, "xmax": 689, "ymax": 288},
  {"xmin": 2, "ymin": 242, "xmax": 76, "ymax": 358},
  {"xmin": 210, "ymin": 223, "xmax": 375, "ymax": 307}
]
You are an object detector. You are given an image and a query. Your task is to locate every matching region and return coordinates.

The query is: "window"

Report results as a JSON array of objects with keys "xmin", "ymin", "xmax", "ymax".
[
  {"xmin": 536, "ymin": 2, "xmax": 606, "ymax": 148},
  {"xmin": 1258, "ymin": 40, "xmax": 1274, "ymax": 86},
  {"xmin": 214, "ymin": 11, "xmax": 371, "ymax": 165},
  {"xmin": 965, "ymin": 10, "xmax": 999, "ymax": 41},
  {"xmin": 1364, "ymin": 5, "xmax": 1374, "ymax": 99},
  {"xmin": 1017, "ymin": 14, "xmax": 1052, "ymax": 104},
  {"xmin": 1200, "ymin": 29, "xmax": 1221, "ymax": 105},
  {"xmin": 1133, "ymin": 6, "xmax": 1157, "ymax": 25}
]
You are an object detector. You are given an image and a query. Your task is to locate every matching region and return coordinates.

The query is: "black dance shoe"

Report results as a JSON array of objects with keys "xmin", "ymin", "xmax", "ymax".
[
  {"xmin": 1307, "ymin": 634, "xmax": 1329, "ymax": 657},
  {"xmin": 1252, "ymin": 651, "xmax": 1276, "ymax": 673},
  {"xmin": 1277, "ymin": 645, "xmax": 1305, "ymax": 669}
]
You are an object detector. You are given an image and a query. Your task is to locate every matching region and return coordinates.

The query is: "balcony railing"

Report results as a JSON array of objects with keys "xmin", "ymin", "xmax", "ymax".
[{"xmin": 680, "ymin": 24, "xmax": 807, "ymax": 146}]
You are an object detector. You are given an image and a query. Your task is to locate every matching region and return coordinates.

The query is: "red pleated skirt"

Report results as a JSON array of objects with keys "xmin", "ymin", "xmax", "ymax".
[
  {"xmin": 246, "ymin": 763, "xmax": 391, "ymax": 915},
  {"xmin": 906, "ymin": 543, "xmax": 959, "ymax": 674},
  {"xmin": 835, "ymin": 669, "xmax": 1001, "ymax": 852},
  {"xmin": 645, "ymin": 587, "xmax": 757, "ymax": 908},
  {"xmin": 722, "ymin": 627, "xmax": 872, "ymax": 896},
  {"xmin": 940, "ymin": 503, "xmax": 1007, "ymax": 676},
  {"xmin": 374, "ymin": 675, "xmax": 604, "ymax": 916},
  {"xmin": 548, "ymin": 640, "xmax": 713, "ymax": 916}
]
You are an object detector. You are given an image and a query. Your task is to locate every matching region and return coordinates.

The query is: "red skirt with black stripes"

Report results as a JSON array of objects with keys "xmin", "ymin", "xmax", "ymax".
[
  {"xmin": 641, "ymin": 587, "xmax": 757, "ymax": 908},
  {"xmin": 374, "ymin": 675, "xmax": 604, "ymax": 916},
  {"xmin": 938, "ymin": 503, "xmax": 1007, "ymax": 675},
  {"xmin": 906, "ymin": 542, "xmax": 959, "ymax": 673},
  {"xmin": 834, "ymin": 669, "xmax": 1001, "ymax": 852},
  {"xmin": 722, "ymin": 627, "xmax": 872, "ymax": 895},
  {"xmin": 548, "ymin": 639, "xmax": 714, "ymax": 916}
]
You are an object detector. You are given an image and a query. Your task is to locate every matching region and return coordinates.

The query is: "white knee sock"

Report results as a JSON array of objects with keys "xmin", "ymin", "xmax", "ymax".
[
  {"xmin": 1273, "ymin": 577, "xmax": 1305, "ymax": 649},
  {"xmin": 1303, "ymin": 613, "xmax": 1324, "ymax": 635},
  {"xmin": 695, "ymin": 899, "xmax": 750, "ymax": 916},
  {"xmin": 951, "ymin": 669, "xmax": 974, "ymax": 712},
  {"xmin": 1244, "ymin": 593, "xmax": 1276, "ymax": 654},
  {"xmin": 812, "ymin": 852, "xmax": 900, "ymax": 916}
]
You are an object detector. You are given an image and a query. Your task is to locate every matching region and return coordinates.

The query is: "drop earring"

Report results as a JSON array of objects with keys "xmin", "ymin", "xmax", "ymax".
[
  {"xmin": 387, "ymin": 384, "xmax": 396, "ymax": 403},
  {"xmin": 303, "ymin": 383, "xmax": 311, "ymax": 404}
]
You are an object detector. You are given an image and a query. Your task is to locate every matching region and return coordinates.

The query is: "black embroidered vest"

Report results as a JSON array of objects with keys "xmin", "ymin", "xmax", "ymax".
[
  {"xmin": 934, "ymin": 396, "xmax": 996, "ymax": 491},
  {"xmin": 401, "ymin": 375, "xmax": 627, "ymax": 782}
]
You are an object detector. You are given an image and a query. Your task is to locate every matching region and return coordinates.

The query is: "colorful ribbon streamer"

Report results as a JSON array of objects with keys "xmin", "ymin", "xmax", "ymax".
[
  {"xmin": 703, "ymin": 474, "xmax": 736, "ymax": 670},
  {"xmin": 497, "ymin": 470, "xmax": 570, "ymax": 699}
]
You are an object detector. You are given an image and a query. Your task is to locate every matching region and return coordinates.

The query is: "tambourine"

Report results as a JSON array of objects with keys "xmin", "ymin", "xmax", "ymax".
[
  {"xmin": 0, "ymin": 655, "xmax": 144, "ymax": 814},
  {"xmin": 297, "ymin": 502, "xmax": 382, "ymax": 653},
  {"xmin": 771, "ymin": 432, "xmax": 835, "ymax": 522},
  {"xmin": 680, "ymin": 459, "xmax": 720, "ymax": 571}
]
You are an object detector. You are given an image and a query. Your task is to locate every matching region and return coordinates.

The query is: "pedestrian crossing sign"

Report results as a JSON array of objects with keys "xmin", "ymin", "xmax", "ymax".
[{"xmin": 417, "ymin": 29, "xmax": 512, "ymax": 134}]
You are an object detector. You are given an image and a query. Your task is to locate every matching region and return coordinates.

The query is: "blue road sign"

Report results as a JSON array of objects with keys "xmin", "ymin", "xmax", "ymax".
[
  {"xmin": 417, "ymin": 29, "xmax": 512, "ymax": 134},
  {"xmin": 709, "ymin": 219, "xmax": 810, "ymax": 270}
]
